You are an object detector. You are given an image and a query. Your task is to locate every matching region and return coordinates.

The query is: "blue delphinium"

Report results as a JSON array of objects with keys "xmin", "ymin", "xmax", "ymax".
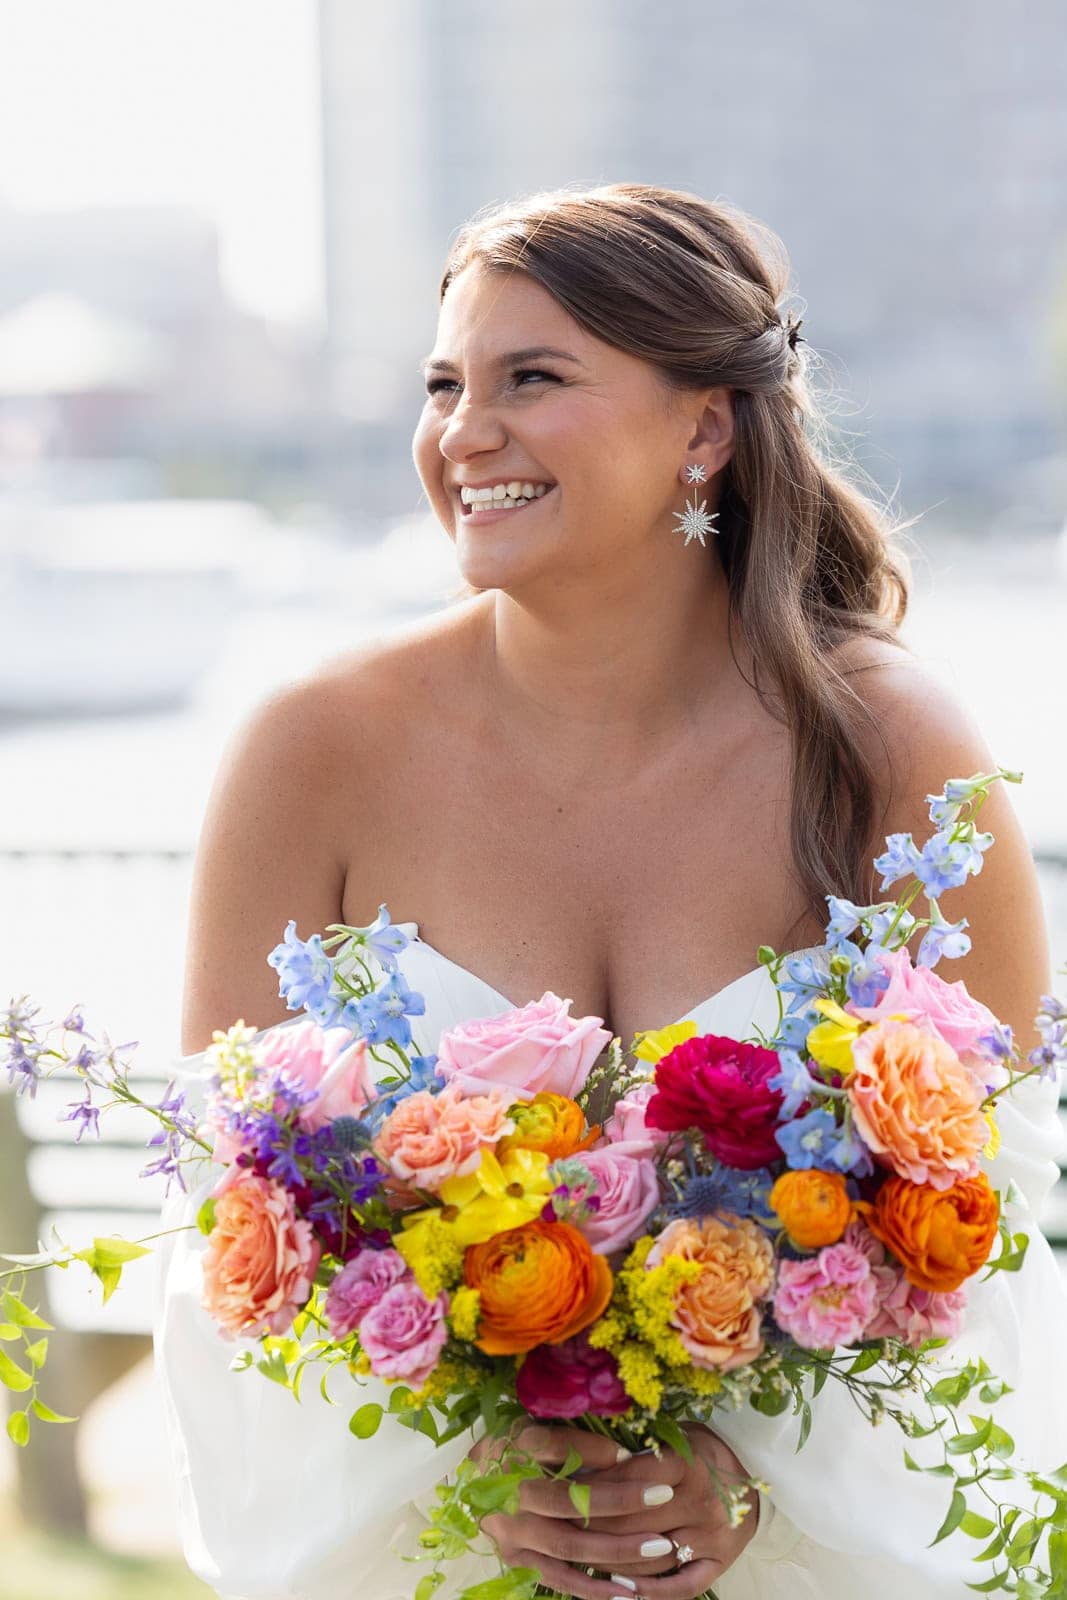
[
  {"xmin": 346, "ymin": 972, "xmax": 427, "ymax": 1051},
  {"xmin": 1028, "ymin": 995, "xmax": 1067, "ymax": 1083},
  {"xmin": 914, "ymin": 828, "xmax": 993, "ymax": 897},
  {"xmin": 777, "ymin": 953, "xmax": 829, "ymax": 1014},
  {"xmin": 268, "ymin": 920, "xmax": 338, "ymax": 1022},
  {"xmin": 872, "ymin": 832, "xmax": 923, "ymax": 892},
  {"xmin": 823, "ymin": 894, "xmax": 865, "ymax": 948},
  {"xmin": 367, "ymin": 1053, "xmax": 440, "ymax": 1122},
  {"xmin": 867, "ymin": 905, "xmax": 917, "ymax": 949},
  {"xmin": 834, "ymin": 939, "xmax": 892, "ymax": 1007},
  {"xmin": 916, "ymin": 901, "xmax": 972, "ymax": 969},
  {"xmin": 775, "ymin": 1108, "xmax": 871, "ymax": 1177},
  {"xmin": 769, "ymin": 1049, "xmax": 820, "ymax": 1120},
  {"xmin": 358, "ymin": 904, "xmax": 413, "ymax": 975}
]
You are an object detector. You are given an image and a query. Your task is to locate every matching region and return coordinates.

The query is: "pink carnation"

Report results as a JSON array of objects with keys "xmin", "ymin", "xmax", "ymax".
[
  {"xmin": 324, "ymin": 1247, "xmax": 409, "ymax": 1341},
  {"xmin": 850, "ymin": 947, "xmax": 1001, "ymax": 1088},
  {"xmin": 435, "ymin": 992, "xmax": 612, "ymax": 1102},
  {"xmin": 201, "ymin": 1172, "xmax": 321, "ymax": 1340},
  {"xmin": 258, "ymin": 1019, "xmax": 373, "ymax": 1132},
  {"xmin": 773, "ymin": 1239, "xmax": 878, "ymax": 1349},
  {"xmin": 516, "ymin": 1334, "xmax": 630, "ymax": 1419},
  {"xmin": 843, "ymin": 1221, "xmax": 966, "ymax": 1346},
  {"xmin": 374, "ymin": 1084, "xmax": 513, "ymax": 1191},
  {"xmin": 576, "ymin": 1148, "xmax": 661, "ymax": 1255},
  {"xmin": 358, "ymin": 1279, "xmax": 449, "ymax": 1388}
]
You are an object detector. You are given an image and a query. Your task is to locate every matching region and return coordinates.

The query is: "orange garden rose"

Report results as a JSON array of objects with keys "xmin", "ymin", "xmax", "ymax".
[
  {"xmin": 463, "ymin": 1219, "xmax": 614, "ymax": 1354},
  {"xmin": 497, "ymin": 1091, "xmax": 600, "ymax": 1161},
  {"xmin": 861, "ymin": 1172, "xmax": 999, "ymax": 1292},
  {"xmin": 645, "ymin": 1214, "xmax": 776, "ymax": 1371},
  {"xmin": 770, "ymin": 1169, "xmax": 853, "ymax": 1250},
  {"xmin": 848, "ymin": 1018, "xmax": 988, "ymax": 1190}
]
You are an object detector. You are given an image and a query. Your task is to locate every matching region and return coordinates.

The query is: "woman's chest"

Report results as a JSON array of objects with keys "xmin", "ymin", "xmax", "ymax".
[{"xmin": 339, "ymin": 708, "xmax": 821, "ymax": 1046}]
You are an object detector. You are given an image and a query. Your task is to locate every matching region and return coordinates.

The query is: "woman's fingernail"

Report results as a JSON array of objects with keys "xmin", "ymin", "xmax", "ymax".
[
  {"xmin": 610, "ymin": 1580, "xmax": 637, "ymax": 1594},
  {"xmin": 615, "ymin": 1444, "xmax": 633, "ymax": 1462},
  {"xmin": 642, "ymin": 1483, "xmax": 674, "ymax": 1507},
  {"xmin": 640, "ymin": 1537, "xmax": 675, "ymax": 1558}
]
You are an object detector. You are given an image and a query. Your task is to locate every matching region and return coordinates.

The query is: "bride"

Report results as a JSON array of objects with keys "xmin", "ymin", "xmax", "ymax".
[{"xmin": 154, "ymin": 183, "xmax": 1066, "ymax": 1599}]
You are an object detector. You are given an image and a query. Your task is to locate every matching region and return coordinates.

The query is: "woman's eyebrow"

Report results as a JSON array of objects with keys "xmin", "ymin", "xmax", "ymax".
[{"xmin": 418, "ymin": 345, "xmax": 584, "ymax": 377}]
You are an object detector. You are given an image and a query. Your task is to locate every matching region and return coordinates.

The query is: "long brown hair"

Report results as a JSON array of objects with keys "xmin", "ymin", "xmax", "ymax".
[{"xmin": 435, "ymin": 183, "xmax": 916, "ymax": 938}]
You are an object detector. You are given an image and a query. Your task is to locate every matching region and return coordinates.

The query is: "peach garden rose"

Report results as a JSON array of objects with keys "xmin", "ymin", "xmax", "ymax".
[{"xmin": 646, "ymin": 1214, "xmax": 775, "ymax": 1372}]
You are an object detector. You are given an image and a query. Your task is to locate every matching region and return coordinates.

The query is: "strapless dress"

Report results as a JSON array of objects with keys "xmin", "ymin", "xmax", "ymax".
[{"xmin": 153, "ymin": 923, "xmax": 1067, "ymax": 1600}]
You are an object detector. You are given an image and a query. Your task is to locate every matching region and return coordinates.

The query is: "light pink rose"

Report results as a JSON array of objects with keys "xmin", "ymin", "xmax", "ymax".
[
  {"xmin": 773, "ymin": 1239, "xmax": 878, "ymax": 1350},
  {"xmin": 358, "ymin": 1279, "xmax": 449, "ymax": 1387},
  {"xmin": 600, "ymin": 1081, "xmax": 671, "ymax": 1156},
  {"xmin": 843, "ymin": 1221, "xmax": 966, "ymax": 1346},
  {"xmin": 324, "ymin": 1247, "xmax": 409, "ymax": 1341},
  {"xmin": 435, "ymin": 992, "xmax": 612, "ymax": 1102},
  {"xmin": 577, "ymin": 1148, "xmax": 661, "ymax": 1255},
  {"xmin": 201, "ymin": 1172, "xmax": 321, "ymax": 1339},
  {"xmin": 259, "ymin": 1019, "xmax": 373, "ymax": 1132},
  {"xmin": 374, "ymin": 1085, "xmax": 513, "ymax": 1191},
  {"xmin": 850, "ymin": 947, "xmax": 1002, "ymax": 1087}
]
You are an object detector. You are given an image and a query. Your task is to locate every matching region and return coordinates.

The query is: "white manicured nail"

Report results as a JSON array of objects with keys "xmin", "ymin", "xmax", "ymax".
[
  {"xmin": 610, "ymin": 1581, "xmax": 637, "ymax": 1594},
  {"xmin": 642, "ymin": 1483, "xmax": 674, "ymax": 1507},
  {"xmin": 612, "ymin": 1594, "xmax": 636, "ymax": 1600},
  {"xmin": 615, "ymin": 1444, "xmax": 633, "ymax": 1462},
  {"xmin": 640, "ymin": 1537, "xmax": 675, "ymax": 1558}
]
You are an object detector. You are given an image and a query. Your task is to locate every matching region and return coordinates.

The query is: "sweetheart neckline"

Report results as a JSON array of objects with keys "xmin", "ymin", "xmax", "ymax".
[{"xmin": 393, "ymin": 920, "xmax": 821, "ymax": 1035}]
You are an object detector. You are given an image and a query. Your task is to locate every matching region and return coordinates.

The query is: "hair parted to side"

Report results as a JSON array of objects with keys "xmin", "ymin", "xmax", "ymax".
[{"xmin": 434, "ymin": 181, "xmax": 918, "ymax": 937}]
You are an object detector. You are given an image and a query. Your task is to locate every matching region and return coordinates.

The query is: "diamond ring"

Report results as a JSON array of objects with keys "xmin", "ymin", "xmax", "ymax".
[{"xmin": 671, "ymin": 1538, "xmax": 696, "ymax": 1565}]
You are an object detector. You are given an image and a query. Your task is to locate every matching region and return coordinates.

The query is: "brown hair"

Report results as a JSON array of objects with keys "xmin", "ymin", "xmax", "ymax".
[{"xmin": 435, "ymin": 182, "xmax": 916, "ymax": 939}]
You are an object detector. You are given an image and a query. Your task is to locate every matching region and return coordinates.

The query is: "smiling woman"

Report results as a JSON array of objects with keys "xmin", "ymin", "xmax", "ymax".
[{"xmin": 156, "ymin": 181, "xmax": 1065, "ymax": 1600}]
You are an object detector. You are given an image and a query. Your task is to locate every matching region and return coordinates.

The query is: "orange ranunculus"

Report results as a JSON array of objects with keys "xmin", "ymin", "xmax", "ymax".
[
  {"xmin": 861, "ymin": 1172, "xmax": 999, "ymax": 1293},
  {"xmin": 463, "ymin": 1220, "xmax": 613, "ymax": 1355},
  {"xmin": 770, "ymin": 1169, "xmax": 853, "ymax": 1250},
  {"xmin": 497, "ymin": 1091, "xmax": 600, "ymax": 1161}
]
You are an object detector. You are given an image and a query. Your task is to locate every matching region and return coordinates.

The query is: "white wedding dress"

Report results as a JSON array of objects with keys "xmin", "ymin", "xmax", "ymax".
[{"xmin": 153, "ymin": 923, "xmax": 1067, "ymax": 1600}]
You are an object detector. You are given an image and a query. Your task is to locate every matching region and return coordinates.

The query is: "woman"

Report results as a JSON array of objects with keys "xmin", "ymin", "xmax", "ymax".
[{"xmin": 156, "ymin": 184, "xmax": 1065, "ymax": 1599}]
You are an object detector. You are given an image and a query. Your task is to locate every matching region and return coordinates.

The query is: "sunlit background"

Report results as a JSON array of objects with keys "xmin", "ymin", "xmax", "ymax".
[{"xmin": 1, "ymin": 3, "xmax": 1066, "ymax": 1595}]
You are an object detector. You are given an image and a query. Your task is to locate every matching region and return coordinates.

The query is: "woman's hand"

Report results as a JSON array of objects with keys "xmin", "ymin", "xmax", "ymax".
[{"xmin": 470, "ymin": 1422, "xmax": 758, "ymax": 1599}]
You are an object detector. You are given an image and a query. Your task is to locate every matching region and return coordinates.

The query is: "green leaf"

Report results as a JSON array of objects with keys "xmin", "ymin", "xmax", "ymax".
[
  {"xmin": 196, "ymin": 1198, "xmax": 217, "ymax": 1236},
  {"xmin": 930, "ymin": 1489, "xmax": 967, "ymax": 1546},
  {"xmin": 457, "ymin": 1570, "xmax": 542, "ymax": 1600},
  {"xmin": 0, "ymin": 1324, "xmax": 21, "ymax": 1341},
  {"xmin": 986, "ymin": 1422, "xmax": 1015, "ymax": 1459},
  {"xmin": 947, "ymin": 1418, "xmax": 994, "ymax": 1455},
  {"xmin": 568, "ymin": 1481, "xmax": 591, "ymax": 1522},
  {"xmin": 255, "ymin": 1350, "xmax": 290, "ymax": 1387},
  {"xmin": 1, "ymin": 1293, "xmax": 51, "ymax": 1331},
  {"xmin": 30, "ymin": 1398, "xmax": 76, "ymax": 1425},
  {"xmin": 847, "ymin": 1346, "xmax": 881, "ymax": 1375},
  {"xmin": 959, "ymin": 1510, "xmax": 996, "ymax": 1539},
  {"xmin": 414, "ymin": 1576, "xmax": 445, "ymax": 1600},
  {"xmin": 86, "ymin": 1237, "xmax": 152, "ymax": 1269},
  {"xmin": 349, "ymin": 1402, "xmax": 383, "ymax": 1439},
  {"xmin": 653, "ymin": 1415, "xmax": 694, "ymax": 1463},
  {"xmin": 6, "ymin": 1410, "xmax": 29, "ymax": 1447},
  {"xmin": 0, "ymin": 1348, "xmax": 33, "ymax": 1392},
  {"xmin": 796, "ymin": 1401, "xmax": 813, "ymax": 1452},
  {"xmin": 229, "ymin": 1350, "xmax": 254, "ymax": 1372},
  {"xmin": 811, "ymin": 1362, "xmax": 830, "ymax": 1397},
  {"xmin": 24, "ymin": 1338, "xmax": 48, "ymax": 1370},
  {"xmin": 388, "ymin": 1385, "xmax": 414, "ymax": 1414},
  {"xmin": 560, "ymin": 1444, "xmax": 583, "ymax": 1479},
  {"xmin": 929, "ymin": 1374, "xmax": 974, "ymax": 1407}
]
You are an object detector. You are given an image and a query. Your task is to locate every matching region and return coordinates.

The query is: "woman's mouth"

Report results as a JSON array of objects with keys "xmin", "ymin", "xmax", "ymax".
[{"xmin": 458, "ymin": 483, "xmax": 557, "ymax": 522}]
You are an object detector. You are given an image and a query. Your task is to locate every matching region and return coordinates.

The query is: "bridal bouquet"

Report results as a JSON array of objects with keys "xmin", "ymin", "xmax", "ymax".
[{"xmin": 3, "ymin": 767, "xmax": 1066, "ymax": 1600}]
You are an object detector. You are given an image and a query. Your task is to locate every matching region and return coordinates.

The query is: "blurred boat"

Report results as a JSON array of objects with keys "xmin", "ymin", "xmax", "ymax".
[{"xmin": 0, "ymin": 498, "xmax": 279, "ymax": 714}]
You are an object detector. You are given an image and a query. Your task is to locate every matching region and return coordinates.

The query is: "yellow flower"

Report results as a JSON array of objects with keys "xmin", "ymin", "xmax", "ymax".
[
  {"xmin": 396, "ymin": 1149, "xmax": 554, "ymax": 1290},
  {"xmin": 615, "ymin": 1342, "xmax": 664, "ymax": 1410},
  {"xmin": 804, "ymin": 999, "xmax": 864, "ymax": 1075},
  {"xmin": 983, "ymin": 1110, "xmax": 1001, "ymax": 1160},
  {"xmin": 632, "ymin": 1020, "xmax": 697, "ymax": 1064},
  {"xmin": 448, "ymin": 1286, "xmax": 482, "ymax": 1341},
  {"xmin": 393, "ymin": 1211, "xmax": 467, "ymax": 1297}
]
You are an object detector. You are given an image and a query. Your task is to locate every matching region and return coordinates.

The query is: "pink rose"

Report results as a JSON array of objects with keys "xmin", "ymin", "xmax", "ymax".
[
  {"xmin": 773, "ymin": 1239, "xmax": 878, "ymax": 1350},
  {"xmin": 850, "ymin": 947, "xmax": 1001, "ymax": 1086},
  {"xmin": 576, "ymin": 1148, "xmax": 661, "ymax": 1255},
  {"xmin": 201, "ymin": 1172, "xmax": 321, "ymax": 1340},
  {"xmin": 435, "ymin": 992, "xmax": 612, "ymax": 1102},
  {"xmin": 358, "ymin": 1279, "xmax": 449, "ymax": 1387},
  {"xmin": 516, "ymin": 1333, "xmax": 631, "ymax": 1419},
  {"xmin": 259, "ymin": 1019, "xmax": 374, "ymax": 1133},
  {"xmin": 843, "ymin": 1221, "xmax": 966, "ymax": 1346},
  {"xmin": 601, "ymin": 1081, "xmax": 671, "ymax": 1156},
  {"xmin": 374, "ymin": 1085, "xmax": 513, "ymax": 1191},
  {"xmin": 324, "ymin": 1247, "xmax": 409, "ymax": 1341}
]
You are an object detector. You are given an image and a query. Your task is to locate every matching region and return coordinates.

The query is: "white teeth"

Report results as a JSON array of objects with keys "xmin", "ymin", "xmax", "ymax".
[{"xmin": 460, "ymin": 482, "xmax": 553, "ymax": 510}]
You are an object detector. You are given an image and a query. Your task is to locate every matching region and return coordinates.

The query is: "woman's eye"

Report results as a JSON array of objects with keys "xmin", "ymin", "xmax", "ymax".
[{"xmin": 425, "ymin": 368, "xmax": 557, "ymax": 396}]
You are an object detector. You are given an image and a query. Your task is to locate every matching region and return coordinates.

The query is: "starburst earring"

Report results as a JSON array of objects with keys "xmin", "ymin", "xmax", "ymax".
[{"xmin": 672, "ymin": 463, "xmax": 720, "ymax": 548}]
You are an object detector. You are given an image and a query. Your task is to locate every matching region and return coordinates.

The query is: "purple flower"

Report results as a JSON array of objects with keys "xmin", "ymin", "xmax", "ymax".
[
  {"xmin": 1028, "ymin": 1001, "xmax": 1067, "ymax": 1084},
  {"xmin": 62, "ymin": 1092, "xmax": 100, "ymax": 1142}
]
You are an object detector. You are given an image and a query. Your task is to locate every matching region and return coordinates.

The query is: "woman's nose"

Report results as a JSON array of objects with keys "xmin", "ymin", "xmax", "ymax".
[{"xmin": 438, "ymin": 390, "xmax": 508, "ymax": 459}]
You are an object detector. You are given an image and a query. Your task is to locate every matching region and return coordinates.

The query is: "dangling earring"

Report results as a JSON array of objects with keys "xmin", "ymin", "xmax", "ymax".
[{"xmin": 672, "ymin": 463, "xmax": 720, "ymax": 548}]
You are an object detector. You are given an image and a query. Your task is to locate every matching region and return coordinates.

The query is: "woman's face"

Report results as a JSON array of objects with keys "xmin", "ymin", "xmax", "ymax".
[{"xmin": 413, "ymin": 264, "xmax": 731, "ymax": 593}]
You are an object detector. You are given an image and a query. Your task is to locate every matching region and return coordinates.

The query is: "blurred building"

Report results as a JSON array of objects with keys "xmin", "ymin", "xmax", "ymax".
[{"xmin": 318, "ymin": 0, "xmax": 1067, "ymax": 526}]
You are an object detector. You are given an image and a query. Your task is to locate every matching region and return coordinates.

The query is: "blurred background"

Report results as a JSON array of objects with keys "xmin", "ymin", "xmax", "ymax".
[{"xmin": 1, "ymin": 1, "xmax": 1066, "ymax": 1595}]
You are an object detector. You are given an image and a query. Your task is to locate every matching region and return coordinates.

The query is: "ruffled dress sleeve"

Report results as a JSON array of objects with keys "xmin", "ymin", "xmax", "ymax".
[{"xmin": 711, "ymin": 1066, "xmax": 1067, "ymax": 1600}]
